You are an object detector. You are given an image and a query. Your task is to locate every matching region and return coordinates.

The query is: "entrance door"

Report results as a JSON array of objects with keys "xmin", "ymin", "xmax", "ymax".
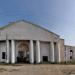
[
  {"xmin": 17, "ymin": 51, "xmax": 25, "ymax": 63},
  {"xmin": 17, "ymin": 42, "xmax": 29, "ymax": 63},
  {"xmin": 18, "ymin": 51, "xmax": 24, "ymax": 58}
]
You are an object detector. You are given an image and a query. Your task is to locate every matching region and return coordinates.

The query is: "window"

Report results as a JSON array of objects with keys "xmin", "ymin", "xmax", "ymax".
[
  {"xmin": 70, "ymin": 50, "xmax": 73, "ymax": 52},
  {"xmin": 43, "ymin": 56, "xmax": 48, "ymax": 62},
  {"xmin": 2, "ymin": 52, "xmax": 6, "ymax": 59},
  {"xmin": 70, "ymin": 50, "xmax": 73, "ymax": 59},
  {"xmin": 70, "ymin": 56, "xmax": 72, "ymax": 59}
]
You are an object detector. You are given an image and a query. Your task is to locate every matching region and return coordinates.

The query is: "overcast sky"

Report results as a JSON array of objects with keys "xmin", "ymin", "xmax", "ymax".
[{"xmin": 0, "ymin": 0, "xmax": 75, "ymax": 46}]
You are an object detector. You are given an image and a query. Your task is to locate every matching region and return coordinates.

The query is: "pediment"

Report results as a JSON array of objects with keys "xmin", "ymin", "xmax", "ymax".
[{"xmin": 0, "ymin": 20, "xmax": 59, "ymax": 41}]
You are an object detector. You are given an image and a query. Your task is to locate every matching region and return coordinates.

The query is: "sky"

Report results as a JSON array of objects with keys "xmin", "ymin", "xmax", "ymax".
[{"xmin": 0, "ymin": 0, "xmax": 75, "ymax": 46}]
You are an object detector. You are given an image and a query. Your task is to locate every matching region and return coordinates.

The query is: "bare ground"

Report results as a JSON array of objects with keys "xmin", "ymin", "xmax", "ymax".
[{"xmin": 0, "ymin": 64, "xmax": 75, "ymax": 75}]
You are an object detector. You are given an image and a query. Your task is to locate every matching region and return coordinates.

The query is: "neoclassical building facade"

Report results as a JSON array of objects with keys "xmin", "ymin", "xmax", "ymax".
[{"xmin": 0, "ymin": 20, "xmax": 74, "ymax": 64}]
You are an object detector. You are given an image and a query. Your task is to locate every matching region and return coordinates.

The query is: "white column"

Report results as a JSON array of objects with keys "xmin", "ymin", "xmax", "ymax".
[
  {"xmin": 11, "ymin": 40, "xmax": 16, "ymax": 63},
  {"xmin": 51, "ymin": 42, "xmax": 55, "ymax": 62},
  {"xmin": 36, "ymin": 40, "xmax": 41, "ymax": 63},
  {"xmin": 6, "ymin": 40, "xmax": 10, "ymax": 63},
  {"xmin": 57, "ymin": 42, "xmax": 61, "ymax": 62},
  {"xmin": 29, "ymin": 40, "xmax": 34, "ymax": 63}
]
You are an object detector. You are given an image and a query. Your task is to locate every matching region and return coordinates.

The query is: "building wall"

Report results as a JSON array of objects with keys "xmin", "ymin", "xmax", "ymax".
[
  {"xmin": 0, "ymin": 21, "xmax": 59, "ymax": 42},
  {"xmin": 40, "ymin": 41, "xmax": 50, "ymax": 62},
  {"xmin": 65, "ymin": 45, "xmax": 75, "ymax": 61},
  {"xmin": 0, "ymin": 41, "xmax": 6, "ymax": 62}
]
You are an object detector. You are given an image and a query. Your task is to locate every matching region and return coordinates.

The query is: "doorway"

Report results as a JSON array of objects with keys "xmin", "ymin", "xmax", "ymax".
[{"xmin": 17, "ymin": 42, "xmax": 29, "ymax": 63}]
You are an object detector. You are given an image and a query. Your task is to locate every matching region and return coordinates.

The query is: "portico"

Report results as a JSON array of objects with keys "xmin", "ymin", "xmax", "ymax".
[{"xmin": 5, "ymin": 39, "xmax": 61, "ymax": 64}]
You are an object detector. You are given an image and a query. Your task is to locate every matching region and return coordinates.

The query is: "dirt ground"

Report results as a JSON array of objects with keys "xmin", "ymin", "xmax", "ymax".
[{"xmin": 0, "ymin": 64, "xmax": 75, "ymax": 75}]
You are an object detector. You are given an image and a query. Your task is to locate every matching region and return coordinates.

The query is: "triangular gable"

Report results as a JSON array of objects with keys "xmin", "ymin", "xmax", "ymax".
[
  {"xmin": 0, "ymin": 20, "xmax": 59, "ymax": 41},
  {"xmin": 0, "ymin": 20, "xmax": 59, "ymax": 36}
]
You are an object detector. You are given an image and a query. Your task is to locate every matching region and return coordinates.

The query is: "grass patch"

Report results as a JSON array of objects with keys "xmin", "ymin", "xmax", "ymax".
[
  {"xmin": 59, "ymin": 60, "xmax": 75, "ymax": 65},
  {"xmin": 0, "ymin": 61, "xmax": 75, "ymax": 65},
  {"xmin": 0, "ymin": 63, "xmax": 24, "ymax": 66}
]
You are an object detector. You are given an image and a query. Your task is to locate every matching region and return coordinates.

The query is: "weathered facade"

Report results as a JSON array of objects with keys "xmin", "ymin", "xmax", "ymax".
[
  {"xmin": 0, "ymin": 20, "xmax": 73, "ymax": 64},
  {"xmin": 65, "ymin": 45, "xmax": 75, "ymax": 61}
]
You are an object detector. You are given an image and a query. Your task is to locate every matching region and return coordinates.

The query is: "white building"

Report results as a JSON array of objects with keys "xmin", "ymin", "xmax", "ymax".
[
  {"xmin": 65, "ymin": 45, "xmax": 75, "ymax": 61},
  {"xmin": 0, "ymin": 20, "xmax": 74, "ymax": 64}
]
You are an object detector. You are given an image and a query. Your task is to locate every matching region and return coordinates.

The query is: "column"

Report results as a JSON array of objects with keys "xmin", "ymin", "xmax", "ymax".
[
  {"xmin": 57, "ymin": 42, "xmax": 61, "ymax": 62},
  {"xmin": 36, "ymin": 40, "xmax": 41, "ymax": 63},
  {"xmin": 29, "ymin": 40, "xmax": 34, "ymax": 63},
  {"xmin": 6, "ymin": 40, "xmax": 10, "ymax": 63},
  {"xmin": 11, "ymin": 40, "xmax": 16, "ymax": 63},
  {"xmin": 50, "ymin": 42, "xmax": 55, "ymax": 62}
]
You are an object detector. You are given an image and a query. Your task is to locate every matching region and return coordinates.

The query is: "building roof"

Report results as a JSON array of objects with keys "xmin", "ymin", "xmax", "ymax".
[
  {"xmin": 65, "ymin": 45, "xmax": 75, "ymax": 48},
  {"xmin": 0, "ymin": 20, "xmax": 59, "ymax": 37}
]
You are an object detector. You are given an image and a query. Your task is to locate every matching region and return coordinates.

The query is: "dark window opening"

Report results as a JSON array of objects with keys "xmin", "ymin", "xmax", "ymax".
[
  {"xmin": 70, "ymin": 56, "xmax": 72, "ymax": 59},
  {"xmin": 70, "ymin": 50, "xmax": 73, "ymax": 59},
  {"xmin": 70, "ymin": 50, "xmax": 73, "ymax": 52},
  {"xmin": 43, "ymin": 56, "xmax": 48, "ymax": 62},
  {"xmin": 2, "ymin": 52, "xmax": 6, "ymax": 59}
]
